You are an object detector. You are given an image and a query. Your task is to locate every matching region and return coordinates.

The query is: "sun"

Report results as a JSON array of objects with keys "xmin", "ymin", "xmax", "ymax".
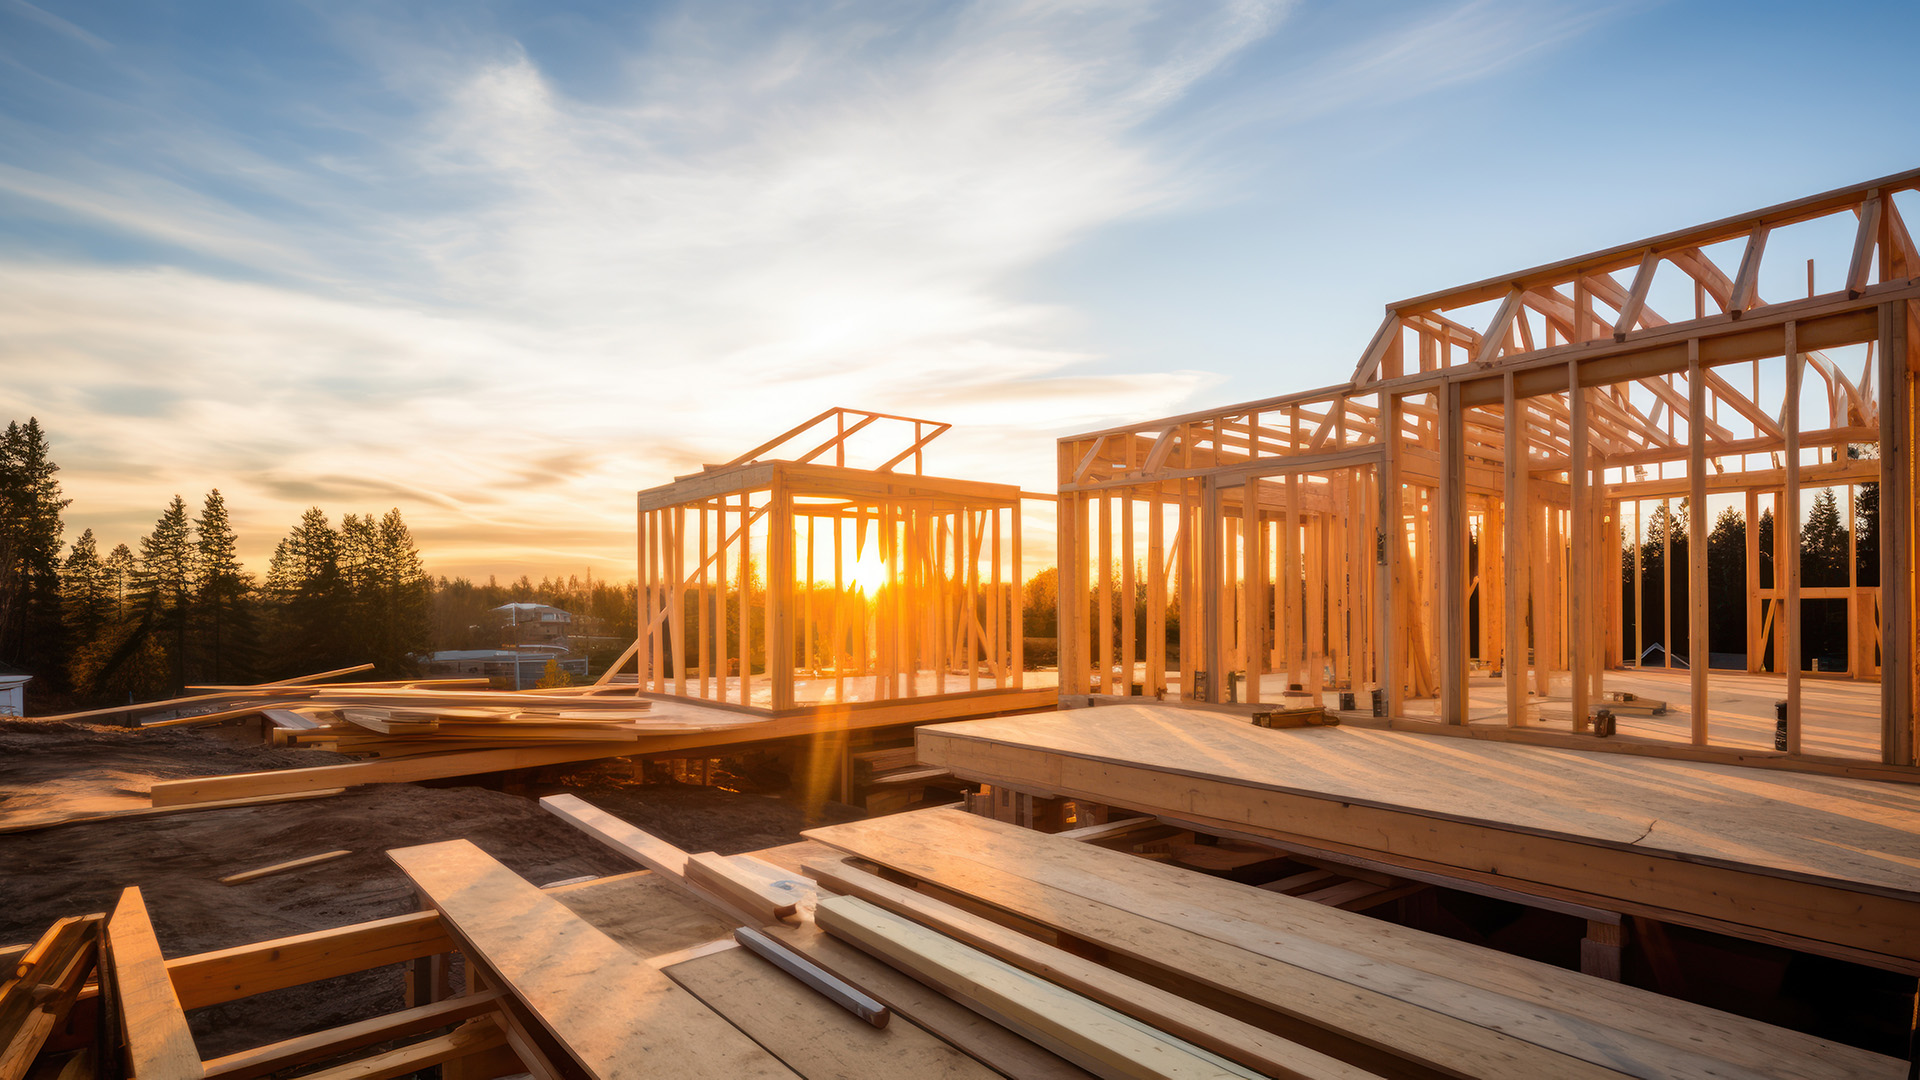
[{"xmin": 849, "ymin": 544, "xmax": 888, "ymax": 594}]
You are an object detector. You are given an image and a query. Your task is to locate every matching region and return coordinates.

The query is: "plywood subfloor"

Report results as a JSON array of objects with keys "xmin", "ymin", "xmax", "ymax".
[{"xmin": 919, "ymin": 705, "xmax": 1920, "ymax": 898}]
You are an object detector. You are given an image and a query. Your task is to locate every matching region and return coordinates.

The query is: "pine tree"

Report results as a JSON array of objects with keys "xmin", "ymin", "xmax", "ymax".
[
  {"xmin": 103, "ymin": 544, "xmax": 135, "ymax": 623},
  {"xmin": 0, "ymin": 418, "xmax": 70, "ymax": 688},
  {"xmin": 1799, "ymin": 488, "xmax": 1849, "ymax": 589},
  {"xmin": 266, "ymin": 507, "xmax": 346, "ymax": 674},
  {"xmin": 61, "ymin": 528, "xmax": 113, "ymax": 649},
  {"xmin": 370, "ymin": 509, "xmax": 431, "ymax": 674},
  {"xmin": 1706, "ymin": 507, "xmax": 1747, "ymax": 662},
  {"xmin": 137, "ymin": 496, "xmax": 196, "ymax": 691},
  {"xmin": 194, "ymin": 490, "xmax": 256, "ymax": 683}
]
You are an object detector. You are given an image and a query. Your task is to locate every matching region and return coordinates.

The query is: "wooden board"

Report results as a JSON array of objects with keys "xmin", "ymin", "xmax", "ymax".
[
  {"xmin": 105, "ymin": 887, "xmax": 200, "ymax": 1080},
  {"xmin": 146, "ymin": 690, "xmax": 1054, "ymax": 807},
  {"xmin": 816, "ymin": 895, "xmax": 1269, "ymax": 1080},
  {"xmin": 914, "ymin": 707, "xmax": 1920, "ymax": 963},
  {"xmin": 806, "ymin": 807, "xmax": 1906, "ymax": 1080},
  {"xmin": 806, "ymin": 856, "xmax": 1371, "ymax": 1080},
  {"xmin": 546, "ymin": 873, "xmax": 734, "ymax": 961},
  {"xmin": 387, "ymin": 839, "xmax": 795, "ymax": 1080},
  {"xmin": 540, "ymin": 794, "xmax": 689, "ymax": 877},
  {"xmin": 664, "ymin": 945, "xmax": 997, "ymax": 1079}
]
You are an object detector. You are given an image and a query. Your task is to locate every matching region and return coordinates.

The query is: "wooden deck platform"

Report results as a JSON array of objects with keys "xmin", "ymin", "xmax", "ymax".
[{"xmin": 914, "ymin": 704, "xmax": 1920, "ymax": 972}]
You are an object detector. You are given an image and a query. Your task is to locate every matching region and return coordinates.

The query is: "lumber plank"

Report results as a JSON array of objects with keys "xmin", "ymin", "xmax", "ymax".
[
  {"xmin": 663, "ymin": 944, "xmax": 994, "ymax": 1079},
  {"xmin": 105, "ymin": 887, "xmax": 200, "ymax": 1080},
  {"xmin": 0, "ymin": 789, "xmax": 345, "ymax": 835},
  {"xmin": 807, "ymin": 856, "xmax": 1373, "ymax": 1080},
  {"xmin": 683, "ymin": 852, "xmax": 798, "ymax": 923},
  {"xmin": 388, "ymin": 839, "xmax": 793, "ymax": 1079},
  {"xmin": 219, "ymin": 849, "xmax": 351, "ymax": 885},
  {"xmin": 817, "ymin": 895, "xmax": 1270, "ymax": 1080},
  {"xmin": 808, "ymin": 807, "xmax": 1903, "ymax": 1080},
  {"xmin": 539, "ymin": 793, "xmax": 688, "ymax": 877},
  {"xmin": 290, "ymin": 1015, "xmax": 508, "ymax": 1080},
  {"xmin": 167, "ymin": 911, "xmax": 454, "ymax": 1011},
  {"xmin": 199, "ymin": 990, "xmax": 505, "ymax": 1080}
]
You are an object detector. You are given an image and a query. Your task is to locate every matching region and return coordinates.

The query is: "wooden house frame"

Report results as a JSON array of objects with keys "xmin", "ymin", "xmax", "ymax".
[
  {"xmin": 1056, "ymin": 168, "xmax": 1920, "ymax": 770},
  {"xmin": 625, "ymin": 408, "xmax": 1026, "ymax": 715}
]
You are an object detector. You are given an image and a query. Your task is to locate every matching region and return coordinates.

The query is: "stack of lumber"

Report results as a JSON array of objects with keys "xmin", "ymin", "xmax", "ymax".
[
  {"xmin": 0, "ymin": 914, "xmax": 102, "ymax": 1080},
  {"xmin": 792, "ymin": 805, "xmax": 1907, "ymax": 1080},
  {"xmin": 28, "ymin": 664, "xmax": 761, "ymax": 759}
]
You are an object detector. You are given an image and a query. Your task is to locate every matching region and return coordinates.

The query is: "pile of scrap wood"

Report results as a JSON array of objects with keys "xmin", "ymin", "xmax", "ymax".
[
  {"xmin": 28, "ymin": 663, "xmax": 750, "ymax": 759},
  {"xmin": 0, "ymin": 914, "xmax": 103, "ymax": 1079}
]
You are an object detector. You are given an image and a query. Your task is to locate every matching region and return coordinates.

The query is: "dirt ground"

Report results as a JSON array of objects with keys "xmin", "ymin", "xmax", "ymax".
[{"xmin": 0, "ymin": 719, "xmax": 864, "ymax": 1058}]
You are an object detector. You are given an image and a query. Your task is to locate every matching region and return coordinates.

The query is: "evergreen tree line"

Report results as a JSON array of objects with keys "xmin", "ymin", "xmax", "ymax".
[
  {"xmin": 0, "ymin": 417, "xmax": 440, "ymax": 708},
  {"xmin": 1615, "ymin": 475, "xmax": 1875, "ymax": 671}
]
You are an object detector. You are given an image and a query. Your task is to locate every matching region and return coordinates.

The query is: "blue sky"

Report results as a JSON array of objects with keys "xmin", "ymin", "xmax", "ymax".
[{"xmin": 2, "ymin": 0, "xmax": 1915, "ymax": 579}]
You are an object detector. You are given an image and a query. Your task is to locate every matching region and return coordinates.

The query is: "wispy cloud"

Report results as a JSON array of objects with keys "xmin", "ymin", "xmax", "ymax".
[{"xmin": 0, "ymin": 1, "xmax": 1284, "ymax": 577}]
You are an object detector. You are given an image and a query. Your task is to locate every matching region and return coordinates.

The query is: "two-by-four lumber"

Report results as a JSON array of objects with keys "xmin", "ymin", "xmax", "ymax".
[
  {"xmin": 805, "ymin": 856, "xmax": 1373, "ymax": 1080},
  {"xmin": 816, "ymin": 895, "xmax": 1272, "ymax": 1080},
  {"xmin": 219, "ymin": 849, "xmax": 351, "ymax": 886},
  {"xmin": 167, "ymin": 909, "xmax": 456, "ymax": 1011},
  {"xmin": 290, "ymin": 1016, "xmax": 507, "ymax": 1080},
  {"xmin": 806, "ymin": 807, "xmax": 1906, "ymax": 1080},
  {"xmin": 541, "ymin": 794, "xmax": 692, "ymax": 877},
  {"xmin": 388, "ymin": 839, "xmax": 795, "ymax": 1079},
  {"xmin": 106, "ymin": 887, "xmax": 200, "ymax": 1080},
  {"xmin": 199, "ymin": 989, "xmax": 506, "ymax": 1080},
  {"xmin": 684, "ymin": 853, "xmax": 799, "ymax": 923}
]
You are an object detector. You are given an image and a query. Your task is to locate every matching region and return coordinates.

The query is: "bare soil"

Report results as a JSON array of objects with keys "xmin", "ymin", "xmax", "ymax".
[{"xmin": 0, "ymin": 719, "xmax": 862, "ymax": 1058}]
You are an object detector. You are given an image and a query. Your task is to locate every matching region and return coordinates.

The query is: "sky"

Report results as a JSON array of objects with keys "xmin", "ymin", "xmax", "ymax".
[{"xmin": 3, "ymin": 0, "xmax": 1917, "ymax": 583}]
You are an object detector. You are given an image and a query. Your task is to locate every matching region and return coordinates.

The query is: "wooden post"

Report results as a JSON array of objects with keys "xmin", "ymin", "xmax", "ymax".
[
  {"xmin": 1881, "ymin": 300, "xmax": 1914, "ymax": 765},
  {"xmin": 1688, "ymin": 341, "xmax": 1709, "ymax": 743},
  {"xmin": 1097, "ymin": 493, "xmax": 1113, "ymax": 694},
  {"xmin": 1148, "ymin": 491, "xmax": 1166, "ymax": 698},
  {"xmin": 1745, "ymin": 489, "xmax": 1761, "ymax": 674},
  {"xmin": 1243, "ymin": 479, "xmax": 1263, "ymax": 704},
  {"xmin": 1284, "ymin": 473, "xmax": 1301, "ymax": 688},
  {"xmin": 670, "ymin": 507, "xmax": 687, "ymax": 696},
  {"xmin": 770, "ymin": 490, "xmax": 793, "ymax": 711},
  {"xmin": 1201, "ymin": 479, "xmax": 1224, "ymax": 703},
  {"xmin": 1569, "ymin": 362, "xmax": 1591, "ymax": 732},
  {"xmin": 1503, "ymin": 374, "xmax": 1530, "ymax": 726},
  {"xmin": 1379, "ymin": 393, "xmax": 1403, "ymax": 717},
  {"xmin": 1438, "ymin": 380, "xmax": 1468, "ymax": 724},
  {"xmin": 1784, "ymin": 323, "xmax": 1803, "ymax": 752},
  {"xmin": 1121, "ymin": 496, "xmax": 1136, "ymax": 697}
]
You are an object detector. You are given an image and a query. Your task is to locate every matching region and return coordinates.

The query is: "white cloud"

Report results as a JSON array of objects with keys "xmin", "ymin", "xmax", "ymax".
[{"xmin": 1, "ymin": 0, "xmax": 1279, "ymax": 578}]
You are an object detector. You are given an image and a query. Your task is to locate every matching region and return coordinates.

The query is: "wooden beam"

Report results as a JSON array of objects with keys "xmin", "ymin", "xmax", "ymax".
[
  {"xmin": 1503, "ymin": 376, "xmax": 1530, "ymax": 727},
  {"xmin": 201, "ymin": 991, "xmax": 506, "ymax": 1080},
  {"xmin": 1687, "ymin": 341, "xmax": 1709, "ymax": 745},
  {"xmin": 390, "ymin": 839, "xmax": 791, "ymax": 1079},
  {"xmin": 1784, "ymin": 324, "xmax": 1803, "ymax": 753},
  {"xmin": 1847, "ymin": 195, "xmax": 1883, "ymax": 298},
  {"xmin": 1438, "ymin": 381, "xmax": 1468, "ymax": 724},
  {"xmin": 1472, "ymin": 288, "xmax": 1525, "ymax": 367},
  {"xmin": 1728, "ymin": 226, "xmax": 1771, "ymax": 317},
  {"xmin": 1883, "ymin": 302, "xmax": 1915, "ymax": 766},
  {"xmin": 107, "ymin": 887, "xmax": 200, "ymax": 1080},
  {"xmin": 1613, "ymin": 251, "xmax": 1663, "ymax": 341}
]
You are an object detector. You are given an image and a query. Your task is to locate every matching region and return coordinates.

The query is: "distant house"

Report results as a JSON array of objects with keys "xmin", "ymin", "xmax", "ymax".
[
  {"xmin": 492, "ymin": 602, "xmax": 573, "ymax": 645},
  {"xmin": 0, "ymin": 663, "xmax": 30, "ymax": 716},
  {"xmin": 418, "ymin": 644, "xmax": 588, "ymax": 689}
]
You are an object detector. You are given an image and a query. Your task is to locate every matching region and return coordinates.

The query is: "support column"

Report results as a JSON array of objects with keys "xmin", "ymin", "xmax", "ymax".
[
  {"xmin": 1569, "ymin": 362, "xmax": 1591, "ymax": 732},
  {"xmin": 1504, "ymin": 374, "xmax": 1531, "ymax": 727},
  {"xmin": 1688, "ymin": 341, "xmax": 1709, "ymax": 744},
  {"xmin": 1783, "ymin": 323, "xmax": 1803, "ymax": 752},
  {"xmin": 1438, "ymin": 380, "xmax": 1468, "ymax": 724},
  {"xmin": 1882, "ymin": 301, "xmax": 1915, "ymax": 765}
]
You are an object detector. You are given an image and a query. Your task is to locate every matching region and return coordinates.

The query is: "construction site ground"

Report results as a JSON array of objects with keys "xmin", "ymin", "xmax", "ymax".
[{"xmin": 0, "ymin": 718, "xmax": 861, "ymax": 1058}]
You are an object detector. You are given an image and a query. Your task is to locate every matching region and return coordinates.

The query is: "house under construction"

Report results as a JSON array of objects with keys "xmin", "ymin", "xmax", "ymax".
[{"xmin": 7, "ymin": 169, "xmax": 1920, "ymax": 1080}]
